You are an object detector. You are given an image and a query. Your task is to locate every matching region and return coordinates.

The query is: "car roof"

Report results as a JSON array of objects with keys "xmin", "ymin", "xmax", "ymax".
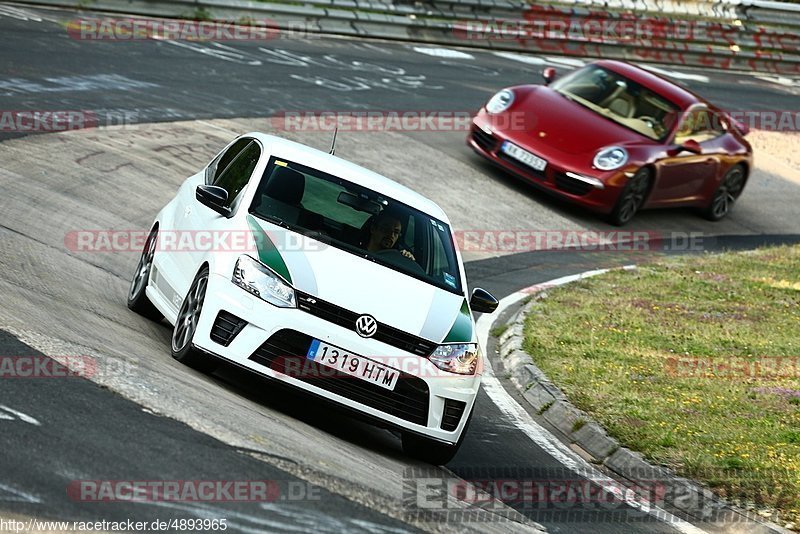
[
  {"xmin": 245, "ymin": 132, "xmax": 450, "ymax": 223},
  {"xmin": 594, "ymin": 60, "xmax": 703, "ymax": 110}
]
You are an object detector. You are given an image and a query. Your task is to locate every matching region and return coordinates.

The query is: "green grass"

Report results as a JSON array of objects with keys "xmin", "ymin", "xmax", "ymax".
[
  {"xmin": 523, "ymin": 245, "xmax": 800, "ymax": 524},
  {"xmin": 490, "ymin": 323, "xmax": 509, "ymax": 338}
]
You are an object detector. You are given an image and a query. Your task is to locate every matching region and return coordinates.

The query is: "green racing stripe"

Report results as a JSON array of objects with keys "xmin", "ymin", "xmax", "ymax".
[
  {"xmin": 443, "ymin": 299, "xmax": 473, "ymax": 343},
  {"xmin": 246, "ymin": 215, "xmax": 292, "ymax": 284}
]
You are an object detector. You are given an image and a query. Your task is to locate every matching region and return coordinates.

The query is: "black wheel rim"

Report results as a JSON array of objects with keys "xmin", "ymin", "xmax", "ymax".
[
  {"xmin": 172, "ymin": 274, "xmax": 208, "ymax": 353},
  {"xmin": 617, "ymin": 172, "xmax": 649, "ymax": 224},
  {"xmin": 129, "ymin": 232, "xmax": 156, "ymax": 300},
  {"xmin": 711, "ymin": 167, "xmax": 745, "ymax": 219}
]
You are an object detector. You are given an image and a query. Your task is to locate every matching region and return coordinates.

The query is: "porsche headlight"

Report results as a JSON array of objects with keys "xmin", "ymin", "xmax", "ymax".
[
  {"xmin": 593, "ymin": 146, "xmax": 628, "ymax": 171},
  {"xmin": 232, "ymin": 255, "xmax": 295, "ymax": 308},
  {"xmin": 485, "ymin": 89, "xmax": 515, "ymax": 114},
  {"xmin": 430, "ymin": 343, "xmax": 479, "ymax": 375}
]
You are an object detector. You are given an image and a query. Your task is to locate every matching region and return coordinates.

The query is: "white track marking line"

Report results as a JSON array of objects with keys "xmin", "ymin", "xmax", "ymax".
[
  {"xmin": 493, "ymin": 52, "xmax": 547, "ymax": 65},
  {"xmin": 543, "ymin": 56, "xmax": 586, "ymax": 67},
  {"xmin": 477, "ymin": 268, "xmax": 707, "ymax": 534},
  {"xmin": 412, "ymin": 46, "xmax": 474, "ymax": 59},
  {"xmin": 640, "ymin": 65, "xmax": 710, "ymax": 83}
]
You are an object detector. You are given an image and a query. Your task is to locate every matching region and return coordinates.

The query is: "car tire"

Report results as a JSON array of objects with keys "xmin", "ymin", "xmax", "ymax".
[
  {"xmin": 171, "ymin": 266, "xmax": 219, "ymax": 374},
  {"xmin": 607, "ymin": 168, "xmax": 651, "ymax": 226},
  {"xmin": 127, "ymin": 227, "xmax": 163, "ymax": 322},
  {"xmin": 401, "ymin": 406, "xmax": 473, "ymax": 465},
  {"xmin": 703, "ymin": 164, "xmax": 746, "ymax": 221}
]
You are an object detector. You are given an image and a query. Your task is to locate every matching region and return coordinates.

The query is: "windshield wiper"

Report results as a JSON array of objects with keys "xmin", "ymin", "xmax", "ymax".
[{"xmin": 256, "ymin": 213, "xmax": 291, "ymax": 229}]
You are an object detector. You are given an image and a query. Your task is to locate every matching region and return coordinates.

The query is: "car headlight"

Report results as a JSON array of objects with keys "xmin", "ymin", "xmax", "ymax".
[
  {"xmin": 430, "ymin": 343, "xmax": 479, "ymax": 375},
  {"xmin": 232, "ymin": 255, "xmax": 295, "ymax": 308},
  {"xmin": 485, "ymin": 89, "xmax": 514, "ymax": 114},
  {"xmin": 593, "ymin": 146, "xmax": 628, "ymax": 171}
]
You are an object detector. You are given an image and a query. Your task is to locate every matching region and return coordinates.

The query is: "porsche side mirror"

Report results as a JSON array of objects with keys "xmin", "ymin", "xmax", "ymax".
[
  {"xmin": 196, "ymin": 185, "xmax": 231, "ymax": 217},
  {"xmin": 542, "ymin": 67, "xmax": 557, "ymax": 86},
  {"xmin": 680, "ymin": 139, "xmax": 702, "ymax": 154},
  {"xmin": 470, "ymin": 287, "xmax": 499, "ymax": 314},
  {"xmin": 731, "ymin": 118, "xmax": 750, "ymax": 137}
]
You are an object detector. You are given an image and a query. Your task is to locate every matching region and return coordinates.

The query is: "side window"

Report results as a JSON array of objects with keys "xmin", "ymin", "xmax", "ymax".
[
  {"xmin": 213, "ymin": 141, "xmax": 261, "ymax": 209},
  {"xmin": 674, "ymin": 109, "xmax": 725, "ymax": 145},
  {"xmin": 206, "ymin": 138, "xmax": 252, "ymax": 184}
]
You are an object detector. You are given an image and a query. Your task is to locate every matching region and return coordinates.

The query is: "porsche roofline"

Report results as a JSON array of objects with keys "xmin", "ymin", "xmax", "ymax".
[{"xmin": 592, "ymin": 60, "xmax": 703, "ymax": 110}]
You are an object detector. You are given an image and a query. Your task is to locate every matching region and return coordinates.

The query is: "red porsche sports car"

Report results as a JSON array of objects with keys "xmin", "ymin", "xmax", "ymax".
[{"xmin": 468, "ymin": 60, "xmax": 753, "ymax": 225}]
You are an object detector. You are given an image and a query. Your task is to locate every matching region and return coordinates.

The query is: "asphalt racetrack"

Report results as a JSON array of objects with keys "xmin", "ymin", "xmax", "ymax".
[{"xmin": 1, "ymin": 4, "xmax": 799, "ymax": 533}]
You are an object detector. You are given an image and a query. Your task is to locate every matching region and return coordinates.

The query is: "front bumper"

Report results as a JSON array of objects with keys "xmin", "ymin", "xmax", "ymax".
[
  {"xmin": 467, "ymin": 119, "xmax": 624, "ymax": 214},
  {"xmin": 192, "ymin": 273, "xmax": 480, "ymax": 444}
]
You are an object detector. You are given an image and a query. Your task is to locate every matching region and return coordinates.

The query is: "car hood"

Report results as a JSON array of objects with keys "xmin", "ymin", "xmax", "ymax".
[
  {"xmin": 495, "ymin": 86, "xmax": 648, "ymax": 155},
  {"xmin": 247, "ymin": 215, "xmax": 472, "ymax": 344}
]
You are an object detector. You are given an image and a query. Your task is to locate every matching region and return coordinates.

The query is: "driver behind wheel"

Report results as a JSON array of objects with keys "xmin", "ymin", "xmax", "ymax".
[{"xmin": 366, "ymin": 211, "xmax": 415, "ymax": 261}]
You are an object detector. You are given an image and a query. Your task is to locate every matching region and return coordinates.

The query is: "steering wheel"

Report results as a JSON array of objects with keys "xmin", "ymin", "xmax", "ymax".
[{"xmin": 639, "ymin": 116, "xmax": 657, "ymax": 129}]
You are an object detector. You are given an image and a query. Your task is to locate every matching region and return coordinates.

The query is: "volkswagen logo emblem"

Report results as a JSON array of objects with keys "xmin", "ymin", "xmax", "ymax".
[{"xmin": 355, "ymin": 315, "xmax": 378, "ymax": 338}]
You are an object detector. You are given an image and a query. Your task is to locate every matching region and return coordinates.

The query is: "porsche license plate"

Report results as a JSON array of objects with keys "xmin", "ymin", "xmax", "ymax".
[{"xmin": 501, "ymin": 141, "xmax": 547, "ymax": 172}]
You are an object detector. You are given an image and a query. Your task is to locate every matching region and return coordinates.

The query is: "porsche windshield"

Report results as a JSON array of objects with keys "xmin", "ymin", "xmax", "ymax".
[
  {"xmin": 249, "ymin": 157, "xmax": 463, "ymax": 294},
  {"xmin": 551, "ymin": 65, "xmax": 680, "ymax": 141}
]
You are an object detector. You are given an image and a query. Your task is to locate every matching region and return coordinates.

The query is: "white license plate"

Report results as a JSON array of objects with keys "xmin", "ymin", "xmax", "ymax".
[
  {"xmin": 306, "ymin": 339, "xmax": 399, "ymax": 391},
  {"xmin": 501, "ymin": 141, "xmax": 547, "ymax": 172}
]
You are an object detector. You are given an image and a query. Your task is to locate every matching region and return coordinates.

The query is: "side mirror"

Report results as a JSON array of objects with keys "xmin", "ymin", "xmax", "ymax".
[
  {"xmin": 542, "ymin": 67, "xmax": 557, "ymax": 86},
  {"xmin": 470, "ymin": 287, "xmax": 498, "ymax": 314},
  {"xmin": 731, "ymin": 118, "xmax": 750, "ymax": 137},
  {"xmin": 196, "ymin": 185, "xmax": 231, "ymax": 217},
  {"xmin": 679, "ymin": 139, "xmax": 702, "ymax": 154}
]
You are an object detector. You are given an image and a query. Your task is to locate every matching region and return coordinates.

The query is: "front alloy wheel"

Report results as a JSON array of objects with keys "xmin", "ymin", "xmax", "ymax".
[
  {"xmin": 704, "ymin": 165, "xmax": 746, "ymax": 221},
  {"xmin": 171, "ymin": 267, "xmax": 219, "ymax": 373},
  {"xmin": 127, "ymin": 227, "xmax": 163, "ymax": 321},
  {"xmin": 608, "ymin": 168, "xmax": 651, "ymax": 226}
]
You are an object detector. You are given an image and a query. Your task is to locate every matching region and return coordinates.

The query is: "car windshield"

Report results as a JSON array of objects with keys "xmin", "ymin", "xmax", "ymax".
[
  {"xmin": 550, "ymin": 65, "xmax": 680, "ymax": 141},
  {"xmin": 249, "ymin": 157, "xmax": 463, "ymax": 294}
]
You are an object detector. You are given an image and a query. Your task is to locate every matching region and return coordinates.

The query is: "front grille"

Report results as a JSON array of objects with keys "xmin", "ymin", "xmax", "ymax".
[
  {"xmin": 442, "ymin": 399, "xmax": 467, "ymax": 431},
  {"xmin": 497, "ymin": 151, "xmax": 547, "ymax": 180},
  {"xmin": 249, "ymin": 329, "xmax": 430, "ymax": 426},
  {"xmin": 554, "ymin": 172, "xmax": 593, "ymax": 196},
  {"xmin": 471, "ymin": 128, "xmax": 496, "ymax": 152},
  {"xmin": 210, "ymin": 311, "xmax": 247, "ymax": 347},
  {"xmin": 295, "ymin": 291, "xmax": 437, "ymax": 357}
]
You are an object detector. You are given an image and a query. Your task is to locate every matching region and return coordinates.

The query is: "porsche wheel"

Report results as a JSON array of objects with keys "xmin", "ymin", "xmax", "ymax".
[
  {"xmin": 171, "ymin": 266, "xmax": 219, "ymax": 373},
  {"xmin": 608, "ymin": 168, "xmax": 651, "ymax": 226},
  {"xmin": 703, "ymin": 164, "xmax": 746, "ymax": 221}
]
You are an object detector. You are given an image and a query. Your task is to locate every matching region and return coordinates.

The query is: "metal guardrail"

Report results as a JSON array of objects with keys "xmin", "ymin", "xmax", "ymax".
[{"xmin": 20, "ymin": 0, "xmax": 800, "ymax": 75}]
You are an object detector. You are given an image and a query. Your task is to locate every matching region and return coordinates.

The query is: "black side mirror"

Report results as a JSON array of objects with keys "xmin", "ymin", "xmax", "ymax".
[
  {"xmin": 470, "ymin": 287, "xmax": 498, "ymax": 314},
  {"xmin": 543, "ymin": 67, "xmax": 557, "ymax": 86},
  {"xmin": 196, "ymin": 185, "xmax": 231, "ymax": 217}
]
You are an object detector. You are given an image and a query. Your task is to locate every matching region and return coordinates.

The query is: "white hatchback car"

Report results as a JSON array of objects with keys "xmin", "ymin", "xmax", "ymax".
[{"xmin": 128, "ymin": 133, "xmax": 498, "ymax": 464}]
